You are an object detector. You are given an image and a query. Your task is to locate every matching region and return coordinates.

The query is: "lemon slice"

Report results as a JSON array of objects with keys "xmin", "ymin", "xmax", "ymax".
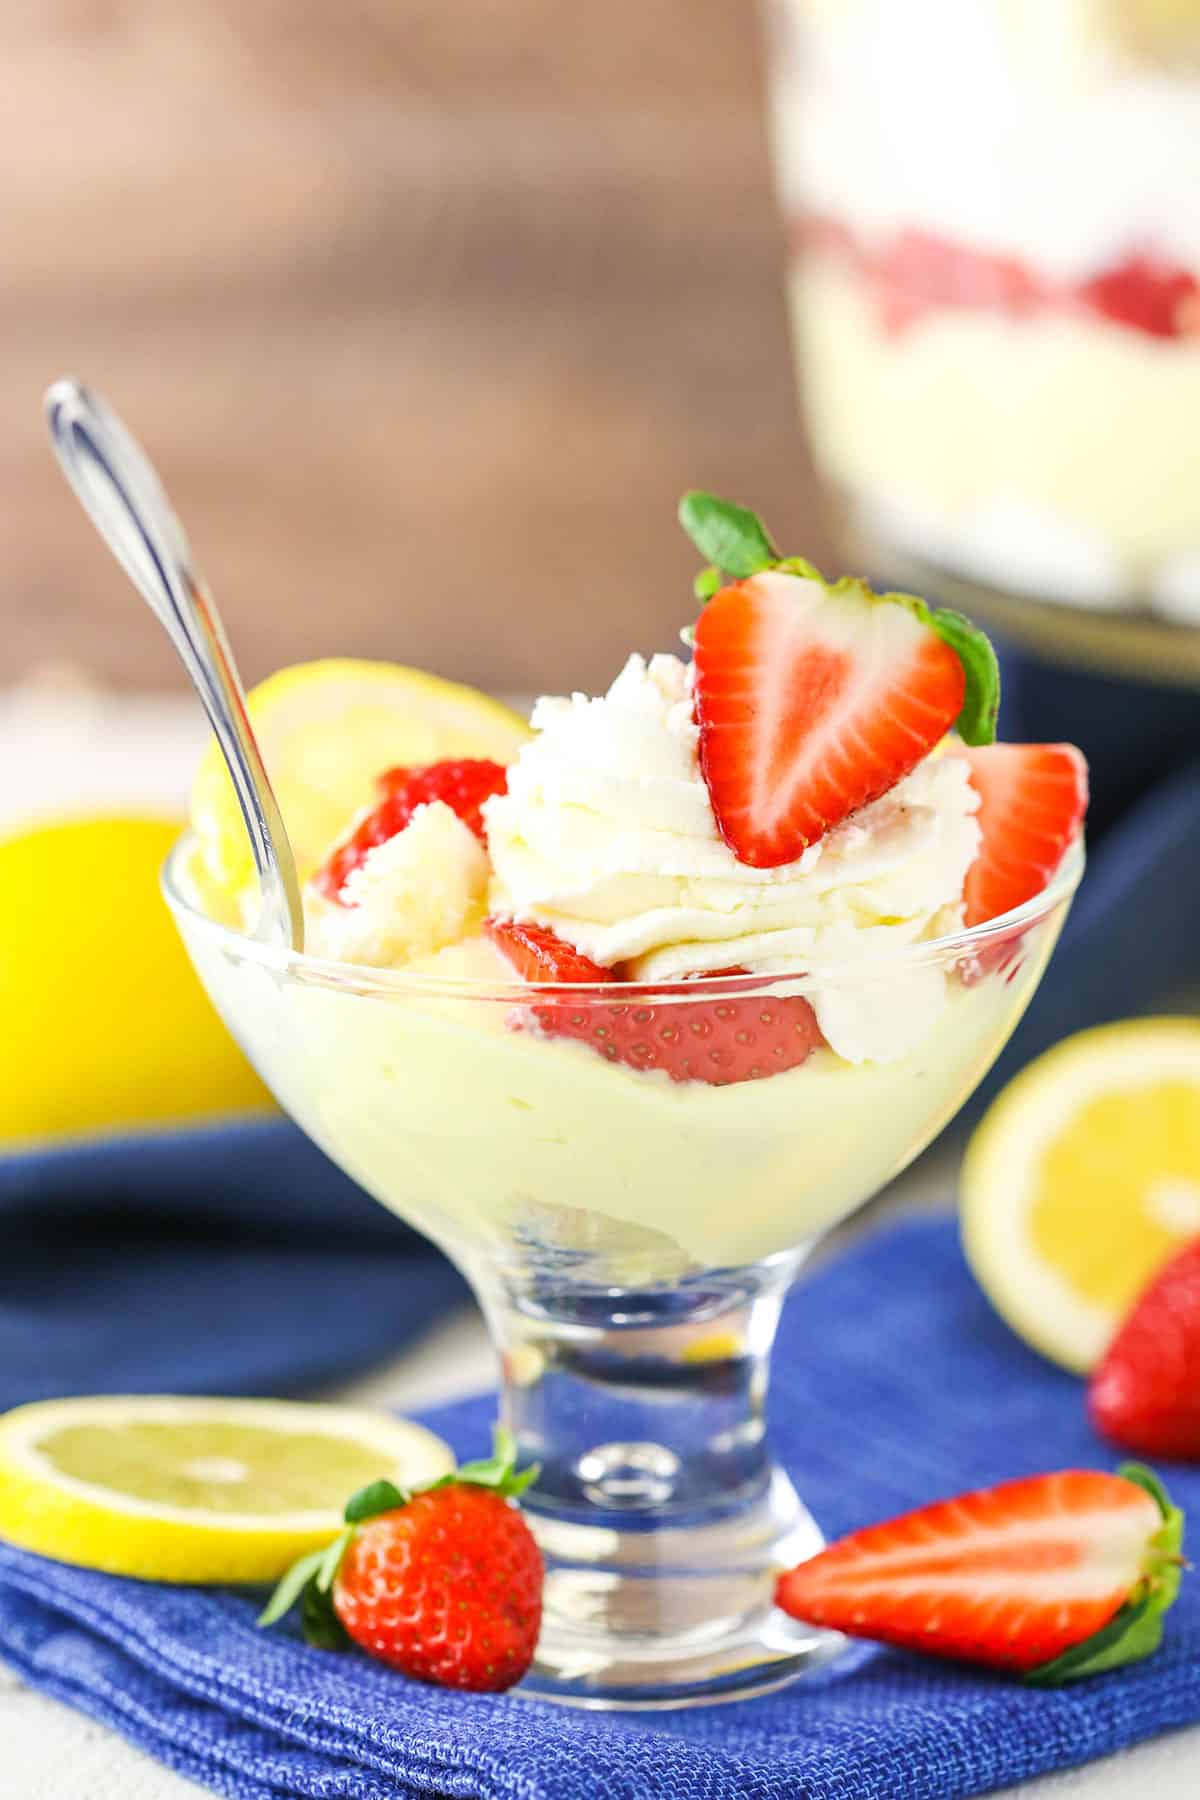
[
  {"xmin": 0, "ymin": 1396, "xmax": 454, "ymax": 1583},
  {"xmin": 962, "ymin": 1018, "xmax": 1200, "ymax": 1374},
  {"xmin": 189, "ymin": 660, "xmax": 530, "ymax": 908}
]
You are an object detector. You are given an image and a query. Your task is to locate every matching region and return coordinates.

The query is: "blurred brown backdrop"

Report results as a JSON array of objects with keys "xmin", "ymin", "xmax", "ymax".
[{"xmin": 2, "ymin": 0, "xmax": 828, "ymax": 698}]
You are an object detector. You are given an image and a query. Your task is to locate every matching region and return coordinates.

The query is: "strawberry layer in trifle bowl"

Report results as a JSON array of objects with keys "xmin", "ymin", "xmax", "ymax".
[{"xmin": 165, "ymin": 494, "xmax": 1086, "ymax": 1708}]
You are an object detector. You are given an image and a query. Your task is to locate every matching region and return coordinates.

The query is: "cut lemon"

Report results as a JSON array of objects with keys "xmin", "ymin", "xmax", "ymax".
[
  {"xmin": 962, "ymin": 1018, "xmax": 1200, "ymax": 1374},
  {"xmin": 0, "ymin": 1396, "xmax": 454, "ymax": 1583},
  {"xmin": 189, "ymin": 660, "xmax": 530, "ymax": 909},
  {"xmin": 0, "ymin": 815, "xmax": 273, "ymax": 1144}
]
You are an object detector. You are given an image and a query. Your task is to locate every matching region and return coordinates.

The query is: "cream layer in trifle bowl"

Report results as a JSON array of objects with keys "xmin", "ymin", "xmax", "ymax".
[
  {"xmin": 171, "ymin": 528, "xmax": 1086, "ymax": 1297},
  {"xmin": 768, "ymin": 0, "xmax": 1200, "ymax": 621}
]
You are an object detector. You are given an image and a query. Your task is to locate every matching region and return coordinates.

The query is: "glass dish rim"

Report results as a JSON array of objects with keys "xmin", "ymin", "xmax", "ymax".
[{"xmin": 161, "ymin": 831, "xmax": 1085, "ymax": 1001}]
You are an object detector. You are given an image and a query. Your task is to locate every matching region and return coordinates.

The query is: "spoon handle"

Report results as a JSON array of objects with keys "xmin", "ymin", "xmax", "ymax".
[{"xmin": 45, "ymin": 379, "xmax": 305, "ymax": 949}]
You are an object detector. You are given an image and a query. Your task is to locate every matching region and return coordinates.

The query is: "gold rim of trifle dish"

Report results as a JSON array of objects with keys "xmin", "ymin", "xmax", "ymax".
[{"xmin": 161, "ymin": 834, "xmax": 1086, "ymax": 1002}]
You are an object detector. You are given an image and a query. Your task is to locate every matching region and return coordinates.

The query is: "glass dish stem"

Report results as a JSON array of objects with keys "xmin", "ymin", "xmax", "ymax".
[{"xmin": 475, "ymin": 1251, "xmax": 838, "ymax": 1707}]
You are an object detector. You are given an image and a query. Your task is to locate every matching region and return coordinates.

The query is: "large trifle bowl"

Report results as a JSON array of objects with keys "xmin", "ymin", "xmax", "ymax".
[
  {"xmin": 164, "ymin": 835, "xmax": 1081, "ymax": 1708},
  {"xmin": 766, "ymin": 0, "xmax": 1200, "ymax": 682}
]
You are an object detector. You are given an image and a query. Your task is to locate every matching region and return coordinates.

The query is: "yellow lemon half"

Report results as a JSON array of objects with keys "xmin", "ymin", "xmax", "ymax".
[
  {"xmin": 0, "ymin": 814, "xmax": 273, "ymax": 1145},
  {"xmin": 962, "ymin": 1018, "xmax": 1200, "ymax": 1373},
  {"xmin": 0, "ymin": 1395, "xmax": 454, "ymax": 1583},
  {"xmin": 188, "ymin": 659, "xmax": 530, "ymax": 911}
]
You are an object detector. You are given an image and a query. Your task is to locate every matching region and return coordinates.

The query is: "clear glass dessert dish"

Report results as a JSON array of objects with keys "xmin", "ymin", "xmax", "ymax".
[
  {"xmin": 164, "ymin": 834, "xmax": 1082, "ymax": 1708},
  {"xmin": 765, "ymin": 0, "xmax": 1200, "ymax": 672}
]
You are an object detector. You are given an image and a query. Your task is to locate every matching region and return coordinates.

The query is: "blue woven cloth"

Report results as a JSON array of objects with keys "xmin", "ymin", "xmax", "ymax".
[
  {"xmin": 0, "ymin": 1122, "xmax": 467, "ymax": 1410},
  {"xmin": 2, "ymin": 1217, "xmax": 1197, "ymax": 1800}
]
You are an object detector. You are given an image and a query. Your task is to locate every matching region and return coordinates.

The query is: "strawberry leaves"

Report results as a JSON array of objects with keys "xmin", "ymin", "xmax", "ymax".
[
  {"xmin": 343, "ymin": 1479, "xmax": 406, "ymax": 1523},
  {"xmin": 452, "ymin": 1425, "xmax": 541, "ymax": 1498},
  {"xmin": 890, "ymin": 594, "xmax": 999, "ymax": 748},
  {"xmin": 301, "ymin": 1565, "xmax": 353, "ymax": 1651},
  {"xmin": 679, "ymin": 492, "xmax": 779, "ymax": 596},
  {"xmin": 257, "ymin": 1546, "xmax": 327, "ymax": 1630},
  {"xmin": 257, "ymin": 1536, "xmax": 351, "ymax": 1649},
  {"xmin": 339, "ymin": 1426, "xmax": 537, "ymax": 1526},
  {"xmin": 679, "ymin": 490, "xmax": 999, "ymax": 747},
  {"xmin": 1026, "ymin": 1464, "xmax": 1185, "ymax": 1687}
]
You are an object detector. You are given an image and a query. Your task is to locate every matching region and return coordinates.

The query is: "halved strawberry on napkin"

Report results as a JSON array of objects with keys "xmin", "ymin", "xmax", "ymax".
[{"xmin": 776, "ymin": 1463, "xmax": 1184, "ymax": 1684}]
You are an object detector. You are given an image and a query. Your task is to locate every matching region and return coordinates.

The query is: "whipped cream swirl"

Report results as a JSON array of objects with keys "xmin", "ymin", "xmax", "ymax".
[{"xmin": 484, "ymin": 652, "xmax": 981, "ymax": 1062}]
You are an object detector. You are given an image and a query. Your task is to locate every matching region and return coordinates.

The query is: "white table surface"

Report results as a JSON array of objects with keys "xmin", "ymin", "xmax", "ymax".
[{"xmin": 4, "ymin": 682, "xmax": 1199, "ymax": 1797}]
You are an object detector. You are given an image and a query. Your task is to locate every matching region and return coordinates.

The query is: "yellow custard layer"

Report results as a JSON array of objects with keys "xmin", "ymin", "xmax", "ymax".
[{"xmin": 182, "ymin": 917, "xmax": 1063, "ymax": 1283}]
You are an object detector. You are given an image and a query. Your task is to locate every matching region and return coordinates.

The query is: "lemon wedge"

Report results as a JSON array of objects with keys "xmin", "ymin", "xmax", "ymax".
[
  {"xmin": 0, "ymin": 1396, "xmax": 454, "ymax": 1582},
  {"xmin": 962, "ymin": 1018, "xmax": 1200, "ymax": 1373},
  {"xmin": 189, "ymin": 660, "xmax": 530, "ymax": 911}
]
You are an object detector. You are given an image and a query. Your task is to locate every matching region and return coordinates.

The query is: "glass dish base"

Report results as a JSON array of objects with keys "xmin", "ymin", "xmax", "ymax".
[{"xmin": 518, "ymin": 1468, "xmax": 842, "ymax": 1709}]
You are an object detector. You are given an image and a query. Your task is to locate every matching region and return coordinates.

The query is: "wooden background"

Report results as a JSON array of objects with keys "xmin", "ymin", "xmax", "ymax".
[{"xmin": 1, "ymin": 0, "xmax": 828, "ymax": 698}]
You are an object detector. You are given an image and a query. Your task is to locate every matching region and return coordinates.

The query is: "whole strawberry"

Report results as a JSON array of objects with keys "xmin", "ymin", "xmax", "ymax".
[
  {"xmin": 261, "ymin": 1427, "xmax": 543, "ymax": 1692},
  {"xmin": 1091, "ymin": 1240, "xmax": 1200, "ymax": 1461}
]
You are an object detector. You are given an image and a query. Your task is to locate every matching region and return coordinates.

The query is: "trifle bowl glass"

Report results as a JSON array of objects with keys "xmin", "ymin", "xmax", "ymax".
[
  {"xmin": 764, "ymin": 0, "xmax": 1200, "ymax": 676},
  {"xmin": 164, "ymin": 835, "xmax": 1082, "ymax": 1708}
]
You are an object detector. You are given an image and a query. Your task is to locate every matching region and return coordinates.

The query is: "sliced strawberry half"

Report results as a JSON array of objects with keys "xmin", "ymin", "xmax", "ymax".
[
  {"xmin": 776, "ymin": 1466, "xmax": 1184, "ymax": 1682},
  {"xmin": 957, "ymin": 743, "xmax": 1088, "ymax": 927},
  {"xmin": 314, "ymin": 759, "xmax": 507, "ymax": 903},
  {"xmin": 483, "ymin": 917, "xmax": 613, "ymax": 984},
  {"xmin": 485, "ymin": 918, "xmax": 823, "ymax": 1086},
  {"xmin": 693, "ymin": 571, "xmax": 966, "ymax": 868}
]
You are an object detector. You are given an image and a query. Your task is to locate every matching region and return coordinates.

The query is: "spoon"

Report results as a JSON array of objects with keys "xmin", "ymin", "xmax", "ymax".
[{"xmin": 44, "ymin": 378, "xmax": 305, "ymax": 951}]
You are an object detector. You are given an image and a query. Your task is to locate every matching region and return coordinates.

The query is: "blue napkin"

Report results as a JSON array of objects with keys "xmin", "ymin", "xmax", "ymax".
[
  {"xmin": 2, "ymin": 1217, "xmax": 1197, "ymax": 1800},
  {"xmin": 0, "ymin": 1122, "xmax": 467, "ymax": 1410}
]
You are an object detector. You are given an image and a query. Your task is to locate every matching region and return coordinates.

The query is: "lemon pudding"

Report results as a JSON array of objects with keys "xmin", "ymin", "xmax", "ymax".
[{"xmin": 172, "ymin": 496, "xmax": 1086, "ymax": 1286}]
